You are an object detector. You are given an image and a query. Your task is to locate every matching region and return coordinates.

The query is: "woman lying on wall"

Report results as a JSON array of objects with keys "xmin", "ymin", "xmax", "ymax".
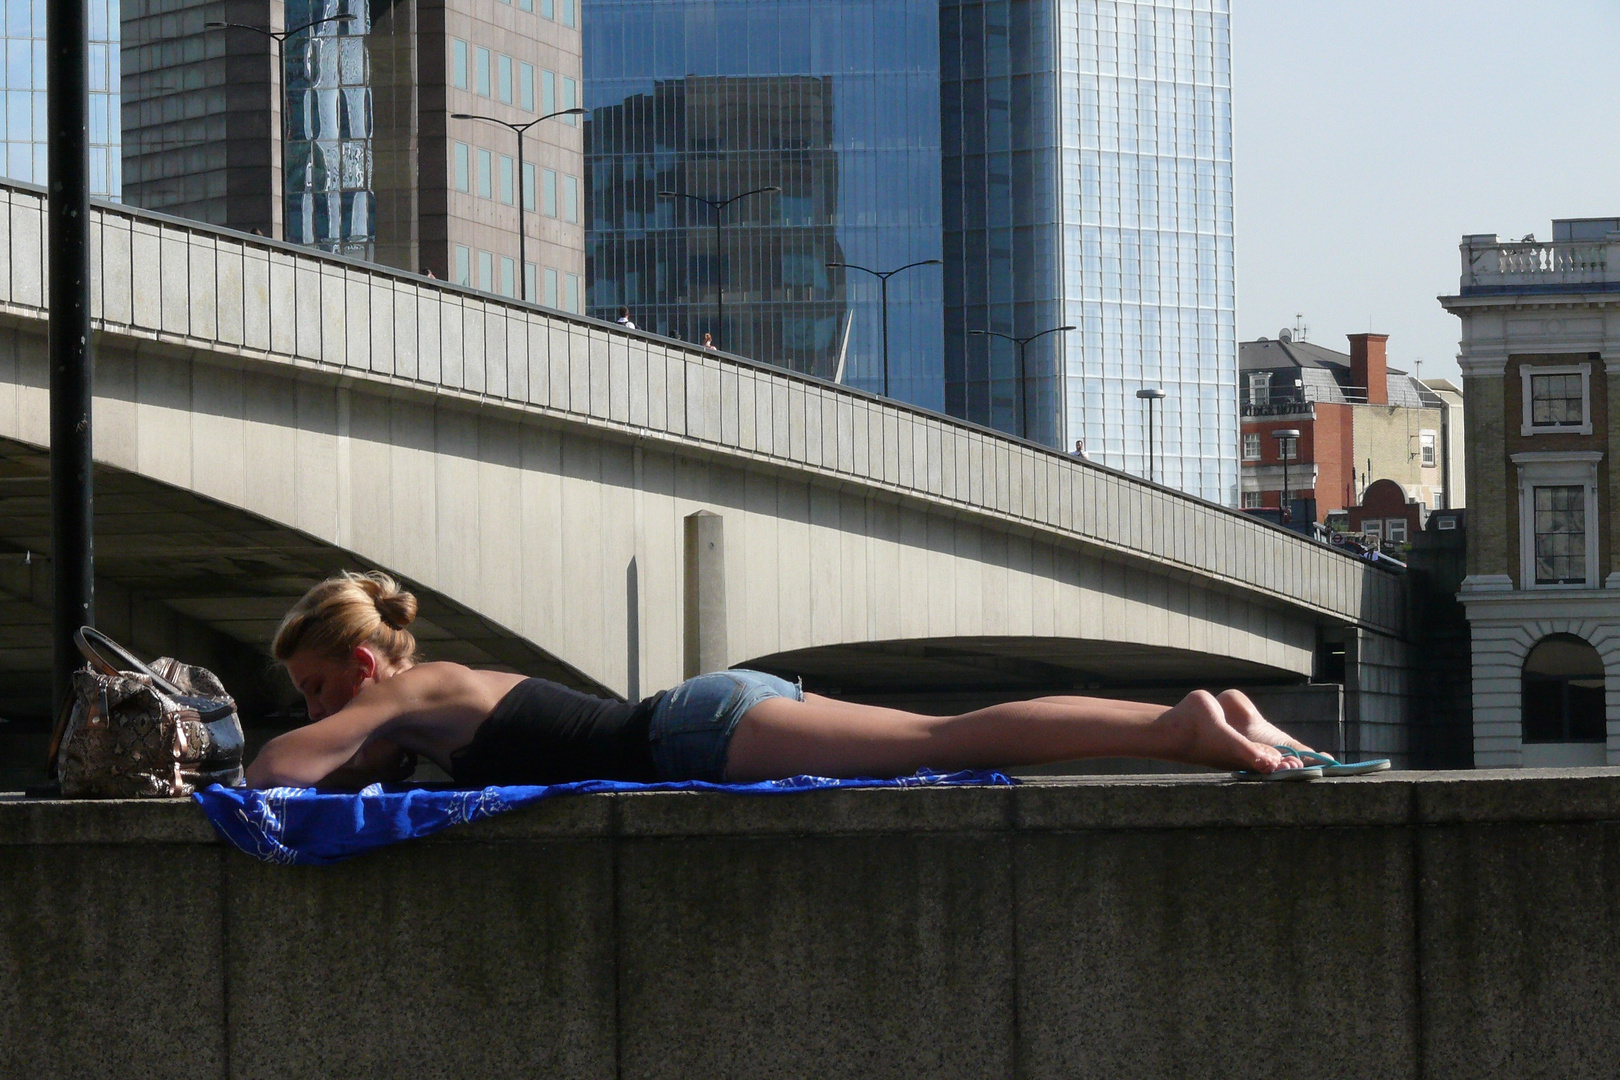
[{"xmin": 246, "ymin": 571, "xmax": 1375, "ymax": 790}]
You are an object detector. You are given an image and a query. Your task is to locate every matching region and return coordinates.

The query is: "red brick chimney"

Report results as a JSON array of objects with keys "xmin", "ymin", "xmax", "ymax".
[{"xmin": 1347, "ymin": 333, "xmax": 1389, "ymax": 405}]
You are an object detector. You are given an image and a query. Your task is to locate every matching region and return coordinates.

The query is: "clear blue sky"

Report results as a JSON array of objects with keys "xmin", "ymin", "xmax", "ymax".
[{"xmin": 1233, "ymin": 0, "xmax": 1620, "ymax": 385}]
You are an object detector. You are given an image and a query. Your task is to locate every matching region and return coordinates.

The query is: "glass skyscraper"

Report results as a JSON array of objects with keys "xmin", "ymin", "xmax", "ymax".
[
  {"xmin": 587, "ymin": 0, "xmax": 1235, "ymax": 503},
  {"xmin": 0, "ymin": 0, "xmax": 122, "ymax": 199},
  {"xmin": 583, "ymin": 0, "xmax": 945, "ymax": 403},
  {"xmin": 943, "ymin": 0, "xmax": 1234, "ymax": 501}
]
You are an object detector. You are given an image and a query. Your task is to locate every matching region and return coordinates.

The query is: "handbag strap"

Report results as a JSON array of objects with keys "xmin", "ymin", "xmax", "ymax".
[{"xmin": 74, "ymin": 626, "xmax": 186, "ymax": 698}]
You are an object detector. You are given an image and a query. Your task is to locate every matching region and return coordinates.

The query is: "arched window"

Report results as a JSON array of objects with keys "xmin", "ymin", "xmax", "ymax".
[{"xmin": 1522, "ymin": 634, "xmax": 1606, "ymax": 743}]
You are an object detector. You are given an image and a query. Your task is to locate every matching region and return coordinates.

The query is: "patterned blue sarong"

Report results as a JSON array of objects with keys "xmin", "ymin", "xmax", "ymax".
[{"xmin": 194, "ymin": 770, "xmax": 1015, "ymax": 866}]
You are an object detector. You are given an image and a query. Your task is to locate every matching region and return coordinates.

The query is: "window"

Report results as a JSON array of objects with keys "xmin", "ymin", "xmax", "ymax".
[
  {"xmin": 541, "ymin": 0, "xmax": 555, "ymax": 19},
  {"xmin": 1533, "ymin": 486, "xmax": 1586, "ymax": 585},
  {"xmin": 542, "ymin": 167, "xmax": 557, "ymax": 216},
  {"xmin": 1437, "ymin": 516, "xmax": 1457, "ymax": 531},
  {"xmin": 564, "ymin": 272, "xmax": 581, "ymax": 312},
  {"xmin": 1420, "ymin": 432, "xmax": 1437, "ymax": 468},
  {"xmin": 475, "ymin": 47, "xmax": 491, "ymax": 97},
  {"xmin": 500, "ymin": 257, "xmax": 516, "ymax": 298},
  {"xmin": 1242, "ymin": 433, "xmax": 1260, "ymax": 460},
  {"xmin": 519, "ymin": 0, "xmax": 533, "ymax": 11},
  {"xmin": 451, "ymin": 39, "xmax": 468, "ymax": 89},
  {"xmin": 522, "ymin": 163, "xmax": 536, "ymax": 211},
  {"xmin": 1385, "ymin": 518, "xmax": 1408, "ymax": 544},
  {"xmin": 498, "ymin": 54, "xmax": 513, "ymax": 104},
  {"xmin": 542, "ymin": 69, "xmax": 556, "ymax": 115},
  {"xmin": 524, "ymin": 262, "xmax": 536, "ymax": 303},
  {"xmin": 499, "ymin": 155, "xmax": 514, "ymax": 205},
  {"xmin": 1515, "ymin": 451, "xmax": 1601, "ymax": 589},
  {"xmin": 562, "ymin": 174, "xmax": 578, "ymax": 223},
  {"xmin": 1277, "ymin": 437, "xmax": 1298, "ymax": 461},
  {"xmin": 476, "ymin": 149, "xmax": 492, "ymax": 199},
  {"xmin": 1241, "ymin": 491, "xmax": 1262, "ymax": 508},
  {"xmin": 1522, "ymin": 363, "xmax": 1592, "ymax": 435},
  {"xmin": 453, "ymin": 245, "xmax": 471, "ymax": 286},
  {"xmin": 560, "ymin": 0, "xmax": 576, "ymax": 28},
  {"xmin": 1247, "ymin": 371, "xmax": 1271, "ymax": 406},
  {"xmin": 1522, "ymin": 634, "xmax": 1605, "ymax": 743},
  {"xmin": 452, "ymin": 142, "xmax": 469, "ymax": 192},
  {"xmin": 519, "ymin": 62, "xmax": 535, "ymax": 111},
  {"xmin": 1363, "ymin": 519, "xmax": 1383, "ymax": 540},
  {"xmin": 477, "ymin": 250, "xmax": 493, "ymax": 292},
  {"xmin": 561, "ymin": 77, "xmax": 578, "ymax": 123},
  {"xmin": 544, "ymin": 267, "xmax": 559, "ymax": 308}
]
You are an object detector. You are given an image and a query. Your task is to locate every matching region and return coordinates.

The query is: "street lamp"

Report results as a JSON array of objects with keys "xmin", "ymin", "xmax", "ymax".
[
  {"xmin": 204, "ymin": 13, "xmax": 357, "ymax": 242},
  {"xmin": 1272, "ymin": 428, "xmax": 1302, "ymax": 525},
  {"xmin": 1135, "ymin": 387, "xmax": 1167, "ymax": 484},
  {"xmin": 453, "ymin": 107, "xmax": 587, "ymax": 301},
  {"xmin": 657, "ymin": 186, "xmax": 780, "ymax": 348},
  {"xmin": 825, "ymin": 258, "xmax": 941, "ymax": 398},
  {"xmin": 969, "ymin": 325, "xmax": 1076, "ymax": 441}
]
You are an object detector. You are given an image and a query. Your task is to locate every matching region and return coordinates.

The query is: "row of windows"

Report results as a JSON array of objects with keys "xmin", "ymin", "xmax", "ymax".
[
  {"xmin": 451, "ymin": 38, "xmax": 577, "ymax": 123},
  {"xmin": 451, "ymin": 140, "xmax": 581, "ymax": 222},
  {"xmin": 487, "ymin": 0, "xmax": 577, "ymax": 27},
  {"xmin": 452, "ymin": 243, "xmax": 582, "ymax": 313}
]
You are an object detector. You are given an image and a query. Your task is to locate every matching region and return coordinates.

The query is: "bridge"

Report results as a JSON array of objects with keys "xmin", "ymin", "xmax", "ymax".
[{"xmin": 0, "ymin": 181, "xmax": 1410, "ymax": 754}]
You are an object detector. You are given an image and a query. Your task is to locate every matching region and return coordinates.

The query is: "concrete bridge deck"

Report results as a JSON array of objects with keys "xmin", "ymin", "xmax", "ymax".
[{"xmin": 2, "ymin": 770, "xmax": 1616, "ymax": 1080}]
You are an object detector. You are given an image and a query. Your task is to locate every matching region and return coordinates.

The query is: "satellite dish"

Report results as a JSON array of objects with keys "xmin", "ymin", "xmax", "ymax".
[{"xmin": 1278, "ymin": 327, "xmax": 1293, "ymax": 342}]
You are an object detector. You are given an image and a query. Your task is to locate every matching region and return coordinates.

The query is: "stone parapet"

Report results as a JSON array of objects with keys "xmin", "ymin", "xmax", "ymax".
[{"xmin": 4, "ymin": 772, "xmax": 1620, "ymax": 1079}]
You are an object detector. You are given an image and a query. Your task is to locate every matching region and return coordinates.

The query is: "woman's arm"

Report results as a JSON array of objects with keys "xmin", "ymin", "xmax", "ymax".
[{"xmin": 246, "ymin": 681, "xmax": 415, "ymax": 788}]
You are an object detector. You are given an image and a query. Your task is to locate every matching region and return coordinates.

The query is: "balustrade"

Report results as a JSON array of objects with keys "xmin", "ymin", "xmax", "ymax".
[{"xmin": 1462, "ymin": 235, "xmax": 1616, "ymax": 290}]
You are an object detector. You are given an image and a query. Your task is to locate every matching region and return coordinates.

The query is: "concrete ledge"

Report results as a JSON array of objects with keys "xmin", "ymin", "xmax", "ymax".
[{"xmin": 3, "ymin": 771, "xmax": 1620, "ymax": 1079}]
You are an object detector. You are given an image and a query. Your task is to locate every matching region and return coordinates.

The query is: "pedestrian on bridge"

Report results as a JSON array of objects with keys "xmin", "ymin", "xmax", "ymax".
[{"xmin": 246, "ymin": 572, "xmax": 1378, "ymax": 790}]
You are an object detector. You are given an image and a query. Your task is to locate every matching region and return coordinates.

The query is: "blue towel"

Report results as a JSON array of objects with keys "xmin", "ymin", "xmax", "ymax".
[{"xmin": 194, "ymin": 770, "xmax": 1016, "ymax": 866}]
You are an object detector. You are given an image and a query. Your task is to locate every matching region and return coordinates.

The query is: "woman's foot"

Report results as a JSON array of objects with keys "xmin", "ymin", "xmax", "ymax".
[
  {"xmin": 1215, "ymin": 689, "xmax": 1325, "ymax": 759},
  {"xmin": 1153, "ymin": 690, "xmax": 1298, "ymax": 773}
]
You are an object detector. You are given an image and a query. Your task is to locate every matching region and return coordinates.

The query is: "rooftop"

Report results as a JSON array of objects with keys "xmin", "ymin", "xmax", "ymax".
[{"xmin": 1457, "ymin": 219, "xmax": 1620, "ymax": 296}]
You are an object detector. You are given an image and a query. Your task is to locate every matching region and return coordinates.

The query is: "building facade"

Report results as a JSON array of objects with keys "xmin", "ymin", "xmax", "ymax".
[
  {"xmin": 0, "ymin": 0, "xmax": 123, "ymax": 199},
  {"xmin": 582, "ymin": 0, "xmax": 945, "ymax": 393},
  {"xmin": 115, "ymin": 0, "xmax": 584, "ymax": 302},
  {"xmin": 1239, "ymin": 330, "xmax": 1461, "ymax": 528},
  {"xmin": 1441, "ymin": 220, "xmax": 1620, "ymax": 767},
  {"xmin": 583, "ymin": 0, "xmax": 1234, "ymax": 502}
]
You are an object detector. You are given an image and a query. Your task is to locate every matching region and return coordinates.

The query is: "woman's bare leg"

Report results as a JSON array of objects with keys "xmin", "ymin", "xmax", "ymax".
[{"xmin": 723, "ymin": 689, "xmax": 1299, "ymax": 782}]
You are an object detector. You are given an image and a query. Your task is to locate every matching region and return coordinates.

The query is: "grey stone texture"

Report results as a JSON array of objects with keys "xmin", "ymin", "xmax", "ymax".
[{"xmin": 6, "ymin": 771, "xmax": 1620, "ymax": 1080}]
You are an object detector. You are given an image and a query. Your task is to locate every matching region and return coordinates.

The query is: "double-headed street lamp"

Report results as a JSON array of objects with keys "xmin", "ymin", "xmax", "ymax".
[
  {"xmin": 204, "ymin": 13, "xmax": 357, "ymax": 242},
  {"xmin": 1272, "ymin": 428, "xmax": 1302, "ymax": 525},
  {"xmin": 453, "ymin": 107, "xmax": 587, "ymax": 300},
  {"xmin": 657, "ymin": 186, "xmax": 780, "ymax": 347},
  {"xmin": 969, "ymin": 325, "xmax": 1076, "ymax": 441},
  {"xmin": 825, "ymin": 258, "xmax": 941, "ymax": 399},
  {"xmin": 1135, "ymin": 387, "xmax": 1167, "ymax": 483}
]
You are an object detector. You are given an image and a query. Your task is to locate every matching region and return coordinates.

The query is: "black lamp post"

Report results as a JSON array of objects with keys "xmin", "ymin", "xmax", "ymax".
[
  {"xmin": 657, "ymin": 186, "xmax": 780, "ymax": 348},
  {"xmin": 1273, "ymin": 427, "xmax": 1302, "ymax": 525},
  {"xmin": 969, "ymin": 325, "xmax": 1076, "ymax": 441},
  {"xmin": 205, "ymin": 12, "xmax": 357, "ymax": 242},
  {"xmin": 825, "ymin": 258, "xmax": 941, "ymax": 398},
  {"xmin": 1135, "ymin": 387, "xmax": 1167, "ymax": 483},
  {"xmin": 453, "ymin": 107, "xmax": 587, "ymax": 300}
]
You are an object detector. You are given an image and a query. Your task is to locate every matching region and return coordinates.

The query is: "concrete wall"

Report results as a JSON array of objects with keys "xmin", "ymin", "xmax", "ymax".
[{"xmin": 6, "ymin": 772, "xmax": 1620, "ymax": 1080}]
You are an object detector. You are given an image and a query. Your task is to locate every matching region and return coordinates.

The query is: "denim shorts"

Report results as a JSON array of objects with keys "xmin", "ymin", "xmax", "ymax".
[{"xmin": 648, "ymin": 669, "xmax": 803, "ymax": 782}]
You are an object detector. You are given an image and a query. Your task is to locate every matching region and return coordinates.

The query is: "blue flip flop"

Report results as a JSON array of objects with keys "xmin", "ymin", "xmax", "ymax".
[
  {"xmin": 1231, "ymin": 747, "xmax": 1323, "ymax": 782},
  {"xmin": 1283, "ymin": 747, "xmax": 1391, "ymax": 777}
]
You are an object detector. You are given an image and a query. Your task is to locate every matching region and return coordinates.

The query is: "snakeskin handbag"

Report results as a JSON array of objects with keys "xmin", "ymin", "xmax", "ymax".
[{"xmin": 47, "ymin": 627, "xmax": 246, "ymax": 797}]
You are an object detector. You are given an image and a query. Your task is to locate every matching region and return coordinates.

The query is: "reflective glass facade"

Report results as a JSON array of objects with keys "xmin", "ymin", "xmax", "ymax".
[
  {"xmin": 945, "ymin": 0, "xmax": 1235, "ymax": 501},
  {"xmin": 584, "ymin": 0, "xmax": 945, "ymax": 403},
  {"xmin": 0, "ymin": 0, "xmax": 122, "ymax": 199},
  {"xmin": 286, "ymin": 0, "xmax": 377, "ymax": 258}
]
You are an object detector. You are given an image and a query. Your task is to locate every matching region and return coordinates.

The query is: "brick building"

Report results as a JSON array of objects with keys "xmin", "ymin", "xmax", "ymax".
[
  {"xmin": 1441, "ymin": 219, "xmax": 1620, "ymax": 767},
  {"xmin": 1239, "ymin": 330, "xmax": 1464, "ymax": 523}
]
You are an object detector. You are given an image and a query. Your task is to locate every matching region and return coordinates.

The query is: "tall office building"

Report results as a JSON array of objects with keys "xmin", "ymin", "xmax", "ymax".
[
  {"xmin": 113, "ymin": 0, "xmax": 584, "ymax": 304},
  {"xmin": 583, "ymin": 0, "xmax": 945, "ymax": 400},
  {"xmin": 585, "ymin": 0, "xmax": 1235, "ymax": 503},
  {"xmin": 0, "ymin": 0, "xmax": 122, "ymax": 199}
]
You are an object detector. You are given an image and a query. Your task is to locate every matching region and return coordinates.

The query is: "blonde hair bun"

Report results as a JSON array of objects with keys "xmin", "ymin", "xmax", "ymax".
[{"xmin": 272, "ymin": 570, "xmax": 422, "ymax": 665}]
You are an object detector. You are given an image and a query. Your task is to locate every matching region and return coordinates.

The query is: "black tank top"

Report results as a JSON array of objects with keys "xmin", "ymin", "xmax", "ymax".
[{"xmin": 448, "ymin": 678, "xmax": 665, "ymax": 786}]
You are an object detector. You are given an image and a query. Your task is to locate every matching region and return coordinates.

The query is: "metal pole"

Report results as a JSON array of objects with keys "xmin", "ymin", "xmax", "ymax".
[
  {"xmin": 1147, "ymin": 397, "xmax": 1155, "ymax": 483},
  {"xmin": 48, "ymin": 0, "xmax": 95, "ymax": 714},
  {"xmin": 276, "ymin": 36, "xmax": 287, "ymax": 240},
  {"xmin": 713, "ymin": 208, "xmax": 723, "ymax": 348},
  {"xmin": 515, "ymin": 127, "xmax": 528, "ymax": 299},
  {"xmin": 880, "ymin": 273, "xmax": 890, "ymax": 399},
  {"xmin": 1017, "ymin": 339, "xmax": 1029, "ymax": 439}
]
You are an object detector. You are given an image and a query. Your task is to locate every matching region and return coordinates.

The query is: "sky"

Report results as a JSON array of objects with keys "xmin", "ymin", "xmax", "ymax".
[{"xmin": 1233, "ymin": 0, "xmax": 1620, "ymax": 386}]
